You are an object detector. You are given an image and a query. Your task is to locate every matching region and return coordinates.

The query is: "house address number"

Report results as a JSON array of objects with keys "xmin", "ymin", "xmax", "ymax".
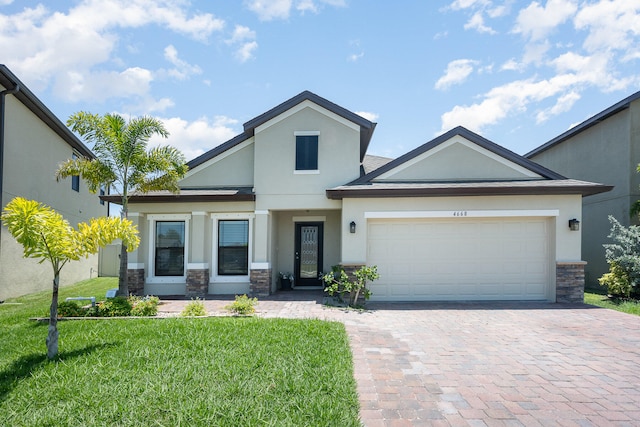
[{"xmin": 452, "ymin": 211, "xmax": 468, "ymax": 217}]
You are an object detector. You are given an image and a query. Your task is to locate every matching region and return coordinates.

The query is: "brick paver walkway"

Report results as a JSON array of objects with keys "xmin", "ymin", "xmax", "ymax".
[{"xmin": 159, "ymin": 293, "xmax": 640, "ymax": 426}]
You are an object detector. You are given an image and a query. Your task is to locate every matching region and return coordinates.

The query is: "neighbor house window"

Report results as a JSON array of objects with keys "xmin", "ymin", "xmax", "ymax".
[
  {"xmin": 295, "ymin": 134, "xmax": 318, "ymax": 171},
  {"xmin": 71, "ymin": 153, "xmax": 80, "ymax": 192},
  {"xmin": 99, "ymin": 186, "xmax": 105, "ymax": 205},
  {"xmin": 218, "ymin": 220, "xmax": 249, "ymax": 275},
  {"xmin": 155, "ymin": 221, "xmax": 185, "ymax": 276}
]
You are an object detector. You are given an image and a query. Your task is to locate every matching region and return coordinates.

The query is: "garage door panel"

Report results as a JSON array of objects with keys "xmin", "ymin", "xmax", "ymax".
[{"xmin": 368, "ymin": 217, "xmax": 550, "ymax": 301}]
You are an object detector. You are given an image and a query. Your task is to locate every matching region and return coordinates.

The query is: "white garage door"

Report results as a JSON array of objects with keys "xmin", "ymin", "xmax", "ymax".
[{"xmin": 367, "ymin": 217, "xmax": 550, "ymax": 301}]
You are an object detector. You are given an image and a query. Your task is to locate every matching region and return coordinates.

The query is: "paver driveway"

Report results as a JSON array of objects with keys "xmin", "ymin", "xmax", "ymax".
[{"xmin": 160, "ymin": 296, "xmax": 640, "ymax": 426}]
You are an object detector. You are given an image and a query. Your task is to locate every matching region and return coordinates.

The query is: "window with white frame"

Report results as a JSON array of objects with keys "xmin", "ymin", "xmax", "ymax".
[
  {"xmin": 295, "ymin": 131, "xmax": 319, "ymax": 172},
  {"xmin": 211, "ymin": 214, "xmax": 253, "ymax": 281},
  {"xmin": 148, "ymin": 214, "xmax": 190, "ymax": 281}
]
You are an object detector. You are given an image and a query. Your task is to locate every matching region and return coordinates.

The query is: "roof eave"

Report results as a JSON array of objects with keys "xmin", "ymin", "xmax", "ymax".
[
  {"xmin": 101, "ymin": 193, "xmax": 256, "ymax": 205},
  {"xmin": 326, "ymin": 184, "xmax": 614, "ymax": 200}
]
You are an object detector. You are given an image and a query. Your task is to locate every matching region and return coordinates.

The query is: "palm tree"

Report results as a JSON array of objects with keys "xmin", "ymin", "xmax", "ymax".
[{"xmin": 56, "ymin": 112, "xmax": 188, "ymax": 296}]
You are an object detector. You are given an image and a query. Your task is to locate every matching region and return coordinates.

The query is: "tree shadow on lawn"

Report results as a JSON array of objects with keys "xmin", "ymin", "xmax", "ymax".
[{"xmin": 0, "ymin": 342, "xmax": 117, "ymax": 401}]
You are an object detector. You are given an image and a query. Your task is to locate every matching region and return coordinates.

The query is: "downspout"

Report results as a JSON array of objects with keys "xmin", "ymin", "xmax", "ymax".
[{"xmin": 0, "ymin": 82, "xmax": 20, "ymax": 253}]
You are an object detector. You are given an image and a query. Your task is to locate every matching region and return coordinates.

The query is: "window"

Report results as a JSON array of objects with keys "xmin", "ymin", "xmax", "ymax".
[
  {"xmin": 99, "ymin": 186, "xmax": 105, "ymax": 205},
  {"xmin": 218, "ymin": 220, "xmax": 249, "ymax": 275},
  {"xmin": 71, "ymin": 153, "xmax": 80, "ymax": 192},
  {"xmin": 155, "ymin": 221, "xmax": 185, "ymax": 276},
  {"xmin": 295, "ymin": 135, "xmax": 318, "ymax": 171}
]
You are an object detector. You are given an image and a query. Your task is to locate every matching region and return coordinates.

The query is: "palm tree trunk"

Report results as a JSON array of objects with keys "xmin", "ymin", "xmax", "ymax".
[
  {"xmin": 46, "ymin": 273, "xmax": 60, "ymax": 360},
  {"xmin": 118, "ymin": 197, "xmax": 129, "ymax": 296}
]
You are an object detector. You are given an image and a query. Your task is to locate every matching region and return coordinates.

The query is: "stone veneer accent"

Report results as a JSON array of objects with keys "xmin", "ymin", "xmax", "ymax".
[
  {"xmin": 556, "ymin": 261, "xmax": 587, "ymax": 303},
  {"xmin": 127, "ymin": 269, "xmax": 145, "ymax": 296},
  {"xmin": 186, "ymin": 269, "xmax": 209, "ymax": 298},
  {"xmin": 250, "ymin": 268, "xmax": 272, "ymax": 297}
]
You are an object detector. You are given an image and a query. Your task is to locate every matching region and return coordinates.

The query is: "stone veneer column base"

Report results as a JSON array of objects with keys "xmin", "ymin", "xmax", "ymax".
[
  {"xmin": 127, "ymin": 269, "xmax": 145, "ymax": 296},
  {"xmin": 186, "ymin": 269, "xmax": 209, "ymax": 298},
  {"xmin": 556, "ymin": 261, "xmax": 587, "ymax": 303},
  {"xmin": 250, "ymin": 268, "xmax": 272, "ymax": 297}
]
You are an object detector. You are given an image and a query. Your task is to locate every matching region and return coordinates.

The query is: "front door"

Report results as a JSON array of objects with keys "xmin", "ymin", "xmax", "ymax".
[{"xmin": 294, "ymin": 222, "xmax": 324, "ymax": 286}]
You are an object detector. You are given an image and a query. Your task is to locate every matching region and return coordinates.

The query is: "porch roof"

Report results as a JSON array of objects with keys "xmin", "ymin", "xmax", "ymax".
[
  {"xmin": 326, "ymin": 179, "xmax": 614, "ymax": 199},
  {"xmin": 101, "ymin": 187, "xmax": 255, "ymax": 204}
]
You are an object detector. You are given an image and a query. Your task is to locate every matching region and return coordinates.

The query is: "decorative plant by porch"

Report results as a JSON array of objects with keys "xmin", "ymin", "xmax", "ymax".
[
  {"xmin": 56, "ymin": 112, "xmax": 188, "ymax": 297},
  {"xmin": 599, "ymin": 216, "xmax": 640, "ymax": 298},
  {"xmin": 323, "ymin": 265, "xmax": 379, "ymax": 307},
  {"xmin": 1, "ymin": 197, "xmax": 139, "ymax": 359}
]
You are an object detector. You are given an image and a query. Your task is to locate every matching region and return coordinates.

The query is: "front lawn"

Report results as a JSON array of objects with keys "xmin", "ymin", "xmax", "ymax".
[
  {"xmin": 0, "ymin": 278, "xmax": 361, "ymax": 426},
  {"xmin": 584, "ymin": 288, "xmax": 640, "ymax": 316}
]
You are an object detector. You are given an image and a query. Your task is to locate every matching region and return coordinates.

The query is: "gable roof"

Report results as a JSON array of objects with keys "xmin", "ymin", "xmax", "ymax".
[
  {"xmin": 327, "ymin": 126, "xmax": 613, "ymax": 199},
  {"xmin": 352, "ymin": 126, "xmax": 566, "ymax": 184},
  {"xmin": 187, "ymin": 90, "xmax": 376, "ymax": 169},
  {"xmin": 0, "ymin": 64, "xmax": 94, "ymax": 159},
  {"xmin": 525, "ymin": 90, "xmax": 640, "ymax": 158}
]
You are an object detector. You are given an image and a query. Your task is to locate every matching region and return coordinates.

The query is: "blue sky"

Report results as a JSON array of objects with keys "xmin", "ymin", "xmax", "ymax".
[{"xmin": 1, "ymin": 0, "xmax": 639, "ymax": 160}]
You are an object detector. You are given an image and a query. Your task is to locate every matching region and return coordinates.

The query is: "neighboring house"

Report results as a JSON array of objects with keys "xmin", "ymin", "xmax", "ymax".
[
  {"xmin": 104, "ymin": 91, "xmax": 611, "ymax": 303},
  {"xmin": 0, "ymin": 65, "xmax": 107, "ymax": 301},
  {"xmin": 526, "ymin": 91, "xmax": 640, "ymax": 289}
]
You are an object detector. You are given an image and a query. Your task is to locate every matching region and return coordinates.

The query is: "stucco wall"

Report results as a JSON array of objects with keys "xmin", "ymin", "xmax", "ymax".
[
  {"xmin": 0, "ymin": 91, "xmax": 106, "ymax": 301},
  {"xmin": 180, "ymin": 139, "xmax": 255, "ymax": 188},
  {"xmin": 253, "ymin": 102, "xmax": 361, "ymax": 210},
  {"xmin": 529, "ymin": 101, "xmax": 640, "ymax": 286}
]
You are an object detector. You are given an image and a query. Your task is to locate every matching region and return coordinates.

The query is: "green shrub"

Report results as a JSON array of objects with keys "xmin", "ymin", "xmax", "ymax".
[
  {"xmin": 129, "ymin": 295, "xmax": 160, "ymax": 316},
  {"xmin": 599, "ymin": 263, "xmax": 633, "ymax": 297},
  {"xmin": 57, "ymin": 301, "xmax": 86, "ymax": 317},
  {"xmin": 225, "ymin": 294, "xmax": 258, "ymax": 315},
  {"xmin": 601, "ymin": 216, "xmax": 640, "ymax": 298},
  {"xmin": 181, "ymin": 298, "xmax": 207, "ymax": 317},
  {"xmin": 323, "ymin": 265, "xmax": 379, "ymax": 307},
  {"xmin": 97, "ymin": 296, "xmax": 132, "ymax": 317}
]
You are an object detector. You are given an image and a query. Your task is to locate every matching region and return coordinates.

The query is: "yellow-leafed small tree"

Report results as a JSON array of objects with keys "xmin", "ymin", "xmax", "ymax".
[{"xmin": 2, "ymin": 197, "xmax": 140, "ymax": 359}]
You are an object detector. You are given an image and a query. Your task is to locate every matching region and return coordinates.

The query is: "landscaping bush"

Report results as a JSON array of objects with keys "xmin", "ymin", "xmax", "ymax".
[
  {"xmin": 181, "ymin": 298, "xmax": 207, "ymax": 317},
  {"xmin": 129, "ymin": 295, "xmax": 160, "ymax": 316},
  {"xmin": 323, "ymin": 265, "xmax": 379, "ymax": 307},
  {"xmin": 97, "ymin": 296, "xmax": 132, "ymax": 317},
  {"xmin": 225, "ymin": 294, "xmax": 258, "ymax": 315},
  {"xmin": 57, "ymin": 300, "xmax": 86, "ymax": 317},
  {"xmin": 600, "ymin": 216, "xmax": 640, "ymax": 298}
]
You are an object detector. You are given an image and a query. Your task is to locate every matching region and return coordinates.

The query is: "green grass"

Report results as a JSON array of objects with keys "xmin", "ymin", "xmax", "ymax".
[
  {"xmin": 584, "ymin": 288, "xmax": 640, "ymax": 316},
  {"xmin": 0, "ymin": 278, "xmax": 361, "ymax": 426}
]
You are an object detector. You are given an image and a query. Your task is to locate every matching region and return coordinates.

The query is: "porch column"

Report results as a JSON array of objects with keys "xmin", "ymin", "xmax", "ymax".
[
  {"xmin": 186, "ymin": 212, "xmax": 209, "ymax": 298},
  {"xmin": 250, "ymin": 210, "xmax": 272, "ymax": 296},
  {"xmin": 126, "ymin": 213, "xmax": 145, "ymax": 295},
  {"xmin": 556, "ymin": 261, "xmax": 587, "ymax": 303}
]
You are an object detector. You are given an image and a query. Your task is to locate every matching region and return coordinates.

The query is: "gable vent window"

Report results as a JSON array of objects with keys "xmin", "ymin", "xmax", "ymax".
[
  {"xmin": 295, "ymin": 134, "xmax": 319, "ymax": 171},
  {"xmin": 71, "ymin": 153, "xmax": 80, "ymax": 192}
]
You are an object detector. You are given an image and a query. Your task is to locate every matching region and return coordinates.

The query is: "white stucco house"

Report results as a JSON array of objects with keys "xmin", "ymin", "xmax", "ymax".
[
  {"xmin": 0, "ymin": 65, "xmax": 108, "ymax": 301},
  {"xmin": 104, "ymin": 91, "xmax": 611, "ymax": 303}
]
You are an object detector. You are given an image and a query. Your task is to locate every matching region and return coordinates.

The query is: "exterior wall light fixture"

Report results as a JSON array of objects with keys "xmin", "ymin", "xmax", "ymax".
[
  {"xmin": 568, "ymin": 218, "xmax": 580, "ymax": 231},
  {"xmin": 349, "ymin": 221, "xmax": 356, "ymax": 234}
]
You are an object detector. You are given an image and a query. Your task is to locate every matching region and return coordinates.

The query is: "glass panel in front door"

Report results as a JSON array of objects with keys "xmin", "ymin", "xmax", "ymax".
[{"xmin": 300, "ymin": 226, "xmax": 318, "ymax": 279}]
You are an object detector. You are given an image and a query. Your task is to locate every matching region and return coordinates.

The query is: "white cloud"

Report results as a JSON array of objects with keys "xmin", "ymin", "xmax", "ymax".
[
  {"xmin": 245, "ymin": 0, "xmax": 292, "ymax": 21},
  {"xmin": 348, "ymin": 52, "xmax": 364, "ymax": 62},
  {"xmin": 163, "ymin": 45, "xmax": 202, "ymax": 80},
  {"xmin": 536, "ymin": 91, "xmax": 580, "ymax": 123},
  {"xmin": 513, "ymin": 0, "xmax": 577, "ymax": 41},
  {"xmin": 574, "ymin": 0, "xmax": 640, "ymax": 54},
  {"xmin": 448, "ymin": 0, "xmax": 491, "ymax": 11},
  {"xmin": 0, "ymin": 0, "xmax": 223, "ymax": 103},
  {"xmin": 226, "ymin": 25, "xmax": 258, "ymax": 62},
  {"xmin": 464, "ymin": 12, "xmax": 496, "ymax": 34},
  {"xmin": 435, "ymin": 59, "xmax": 479, "ymax": 90},
  {"xmin": 151, "ymin": 116, "xmax": 240, "ymax": 161},
  {"xmin": 245, "ymin": 0, "xmax": 345, "ymax": 21},
  {"xmin": 355, "ymin": 111, "xmax": 379, "ymax": 122}
]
